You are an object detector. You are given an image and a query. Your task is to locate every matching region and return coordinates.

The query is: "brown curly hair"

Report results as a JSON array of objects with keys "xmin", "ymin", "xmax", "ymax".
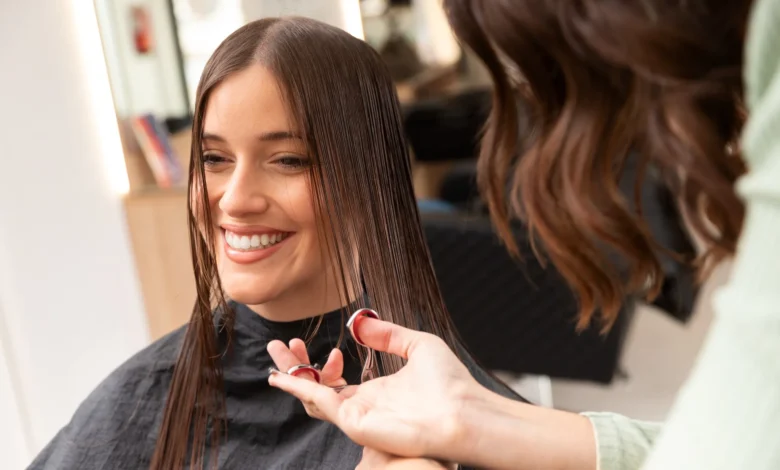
[{"xmin": 444, "ymin": 0, "xmax": 752, "ymax": 328}]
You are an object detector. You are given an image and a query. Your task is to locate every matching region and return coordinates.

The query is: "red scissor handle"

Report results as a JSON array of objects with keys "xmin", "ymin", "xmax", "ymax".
[
  {"xmin": 347, "ymin": 308, "xmax": 380, "ymax": 346},
  {"xmin": 287, "ymin": 364, "xmax": 321, "ymax": 383}
]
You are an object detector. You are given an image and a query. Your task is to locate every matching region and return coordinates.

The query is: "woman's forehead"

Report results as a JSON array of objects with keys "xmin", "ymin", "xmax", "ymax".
[{"xmin": 203, "ymin": 65, "xmax": 296, "ymax": 137}]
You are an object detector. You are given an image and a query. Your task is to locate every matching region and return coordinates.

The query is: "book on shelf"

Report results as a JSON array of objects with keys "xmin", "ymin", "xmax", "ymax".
[{"xmin": 130, "ymin": 114, "xmax": 185, "ymax": 189}]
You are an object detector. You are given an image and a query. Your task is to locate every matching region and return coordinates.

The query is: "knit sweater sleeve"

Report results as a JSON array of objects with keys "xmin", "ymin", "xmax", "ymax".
[
  {"xmin": 582, "ymin": 413, "xmax": 661, "ymax": 469},
  {"xmin": 585, "ymin": 0, "xmax": 780, "ymax": 468}
]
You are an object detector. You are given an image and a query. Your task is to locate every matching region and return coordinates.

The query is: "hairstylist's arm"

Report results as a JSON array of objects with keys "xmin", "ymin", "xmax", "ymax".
[{"xmin": 268, "ymin": 318, "xmax": 597, "ymax": 470}]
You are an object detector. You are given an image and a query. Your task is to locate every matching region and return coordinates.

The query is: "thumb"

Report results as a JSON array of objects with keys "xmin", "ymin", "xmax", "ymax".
[{"xmin": 352, "ymin": 318, "xmax": 430, "ymax": 360}]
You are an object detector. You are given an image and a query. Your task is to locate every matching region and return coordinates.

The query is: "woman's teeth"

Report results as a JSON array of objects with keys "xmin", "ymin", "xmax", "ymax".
[{"xmin": 225, "ymin": 231, "xmax": 288, "ymax": 251}]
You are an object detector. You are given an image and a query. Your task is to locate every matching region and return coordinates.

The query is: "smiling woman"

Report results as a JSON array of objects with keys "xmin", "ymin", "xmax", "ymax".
[
  {"xmin": 27, "ymin": 16, "xmax": 523, "ymax": 470},
  {"xmin": 199, "ymin": 65, "xmax": 348, "ymax": 322}
]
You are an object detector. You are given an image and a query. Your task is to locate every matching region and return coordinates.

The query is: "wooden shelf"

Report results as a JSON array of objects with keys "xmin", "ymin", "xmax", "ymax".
[
  {"xmin": 124, "ymin": 188, "xmax": 194, "ymax": 340},
  {"xmin": 118, "ymin": 120, "xmax": 194, "ymax": 340}
]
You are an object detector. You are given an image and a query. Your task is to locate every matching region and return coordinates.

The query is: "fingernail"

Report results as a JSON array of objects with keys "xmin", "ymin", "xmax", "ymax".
[
  {"xmin": 346, "ymin": 308, "xmax": 380, "ymax": 346},
  {"xmin": 268, "ymin": 367, "xmax": 280, "ymax": 375}
]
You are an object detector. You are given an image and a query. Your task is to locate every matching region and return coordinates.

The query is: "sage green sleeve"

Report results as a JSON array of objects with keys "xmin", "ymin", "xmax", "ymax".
[
  {"xmin": 583, "ymin": 0, "xmax": 780, "ymax": 469},
  {"xmin": 640, "ymin": 0, "xmax": 780, "ymax": 467},
  {"xmin": 582, "ymin": 413, "xmax": 661, "ymax": 469}
]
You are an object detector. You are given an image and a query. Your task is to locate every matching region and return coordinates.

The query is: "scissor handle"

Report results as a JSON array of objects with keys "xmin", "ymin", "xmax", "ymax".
[
  {"xmin": 347, "ymin": 308, "xmax": 380, "ymax": 346},
  {"xmin": 287, "ymin": 364, "xmax": 321, "ymax": 383}
]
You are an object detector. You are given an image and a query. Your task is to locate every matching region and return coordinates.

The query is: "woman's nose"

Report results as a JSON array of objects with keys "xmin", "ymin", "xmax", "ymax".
[{"xmin": 218, "ymin": 164, "xmax": 270, "ymax": 218}]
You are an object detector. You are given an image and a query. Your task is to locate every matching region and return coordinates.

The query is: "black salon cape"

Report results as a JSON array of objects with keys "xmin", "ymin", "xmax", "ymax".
[{"xmin": 29, "ymin": 303, "xmax": 523, "ymax": 469}]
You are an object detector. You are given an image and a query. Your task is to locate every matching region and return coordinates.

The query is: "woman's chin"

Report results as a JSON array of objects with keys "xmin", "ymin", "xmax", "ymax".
[{"xmin": 222, "ymin": 281, "xmax": 276, "ymax": 307}]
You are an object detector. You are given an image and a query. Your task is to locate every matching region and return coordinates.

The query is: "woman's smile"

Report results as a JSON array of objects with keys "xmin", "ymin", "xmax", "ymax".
[{"xmin": 220, "ymin": 224, "xmax": 294, "ymax": 265}]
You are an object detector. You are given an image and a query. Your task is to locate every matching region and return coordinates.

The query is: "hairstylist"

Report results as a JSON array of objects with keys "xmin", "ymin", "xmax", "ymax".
[{"xmin": 269, "ymin": 0, "xmax": 780, "ymax": 468}]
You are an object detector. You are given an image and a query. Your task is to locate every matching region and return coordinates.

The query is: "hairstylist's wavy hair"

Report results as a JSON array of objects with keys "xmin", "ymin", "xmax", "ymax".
[
  {"xmin": 444, "ymin": 0, "xmax": 751, "ymax": 328},
  {"xmin": 150, "ymin": 17, "xmax": 462, "ymax": 469}
]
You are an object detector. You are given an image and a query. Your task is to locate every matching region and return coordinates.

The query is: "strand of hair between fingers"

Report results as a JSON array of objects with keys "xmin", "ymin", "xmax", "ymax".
[{"xmin": 268, "ymin": 366, "xmax": 348, "ymax": 392}]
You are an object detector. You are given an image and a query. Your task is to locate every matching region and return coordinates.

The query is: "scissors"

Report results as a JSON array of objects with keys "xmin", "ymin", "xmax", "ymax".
[
  {"xmin": 269, "ymin": 308, "xmax": 380, "ymax": 391},
  {"xmin": 347, "ymin": 308, "xmax": 380, "ymax": 382}
]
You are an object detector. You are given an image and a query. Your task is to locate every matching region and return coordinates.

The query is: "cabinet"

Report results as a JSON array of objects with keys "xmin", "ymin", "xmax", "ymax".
[{"xmin": 124, "ymin": 189, "xmax": 194, "ymax": 340}]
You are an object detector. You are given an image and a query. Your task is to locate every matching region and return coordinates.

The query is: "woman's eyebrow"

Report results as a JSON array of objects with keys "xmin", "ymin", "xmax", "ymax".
[
  {"xmin": 202, "ymin": 132, "xmax": 226, "ymax": 143},
  {"xmin": 256, "ymin": 131, "xmax": 302, "ymax": 141},
  {"xmin": 201, "ymin": 131, "xmax": 302, "ymax": 143}
]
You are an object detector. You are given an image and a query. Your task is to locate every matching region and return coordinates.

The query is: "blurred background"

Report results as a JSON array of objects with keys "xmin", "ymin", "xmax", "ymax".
[{"xmin": 0, "ymin": 1, "xmax": 728, "ymax": 467}]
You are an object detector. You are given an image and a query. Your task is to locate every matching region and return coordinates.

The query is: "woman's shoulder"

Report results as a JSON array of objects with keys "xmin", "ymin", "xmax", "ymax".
[
  {"xmin": 28, "ymin": 325, "xmax": 188, "ymax": 469},
  {"xmin": 76, "ymin": 324, "xmax": 186, "ymax": 411}
]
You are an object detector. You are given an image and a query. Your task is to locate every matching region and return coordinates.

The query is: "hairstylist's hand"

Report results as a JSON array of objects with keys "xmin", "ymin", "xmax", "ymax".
[
  {"xmin": 267, "ymin": 338, "xmax": 348, "ymax": 395},
  {"xmin": 357, "ymin": 447, "xmax": 455, "ymax": 470},
  {"xmin": 268, "ymin": 318, "xmax": 486, "ymax": 462}
]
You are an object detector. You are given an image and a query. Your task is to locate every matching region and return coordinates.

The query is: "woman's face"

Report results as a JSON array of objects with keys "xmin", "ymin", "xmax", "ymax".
[{"xmin": 200, "ymin": 65, "xmax": 340, "ymax": 320}]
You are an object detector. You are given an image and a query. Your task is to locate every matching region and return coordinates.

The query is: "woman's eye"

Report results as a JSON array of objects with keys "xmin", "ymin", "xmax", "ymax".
[
  {"xmin": 202, "ymin": 153, "xmax": 228, "ymax": 167},
  {"xmin": 274, "ymin": 155, "xmax": 311, "ymax": 170}
]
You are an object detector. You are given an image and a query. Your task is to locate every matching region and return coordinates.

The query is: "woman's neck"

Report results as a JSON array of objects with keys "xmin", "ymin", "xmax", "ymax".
[{"xmin": 246, "ymin": 276, "xmax": 361, "ymax": 322}]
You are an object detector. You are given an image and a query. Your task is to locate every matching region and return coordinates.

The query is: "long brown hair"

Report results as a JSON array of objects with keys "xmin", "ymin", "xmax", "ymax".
[
  {"xmin": 444, "ymin": 0, "xmax": 751, "ymax": 328},
  {"xmin": 151, "ymin": 17, "xmax": 463, "ymax": 469}
]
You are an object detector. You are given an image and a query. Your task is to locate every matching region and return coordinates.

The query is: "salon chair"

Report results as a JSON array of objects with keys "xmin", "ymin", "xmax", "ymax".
[{"xmin": 421, "ymin": 213, "xmax": 636, "ymax": 384}]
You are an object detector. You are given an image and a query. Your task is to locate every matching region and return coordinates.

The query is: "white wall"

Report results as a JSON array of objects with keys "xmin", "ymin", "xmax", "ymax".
[
  {"xmin": 0, "ymin": 310, "xmax": 32, "ymax": 469},
  {"xmin": 0, "ymin": 0, "xmax": 150, "ymax": 465},
  {"xmin": 239, "ymin": 0, "xmax": 364, "ymax": 38},
  {"xmin": 411, "ymin": 0, "xmax": 461, "ymax": 67},
  {"xmin": 172, "ymin": 0, "xmax": 247, "ymax": 108}
]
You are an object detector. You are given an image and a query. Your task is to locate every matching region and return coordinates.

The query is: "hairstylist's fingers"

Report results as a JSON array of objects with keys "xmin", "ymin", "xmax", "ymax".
[
  {"xmin": 268, "ymin": 372, "xmax": 344, "ymax": 421},
  {"xmin": 288, "ymin": 338, "xmax": 310, "ymax": 364},
  {"xmin": 320, "ymin": 348, "xmax": 346, "ymax": 386},
  {"xmin": 267, "ymin": 340, "xmax": 317, "ymax": 381},
  {"xmin": 336, "ymin": 384, "xmax": 358, "ymax": 399},
  {"xmin": 352, "ymin": 318, "xmax": 438, "ymax": 360}
]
